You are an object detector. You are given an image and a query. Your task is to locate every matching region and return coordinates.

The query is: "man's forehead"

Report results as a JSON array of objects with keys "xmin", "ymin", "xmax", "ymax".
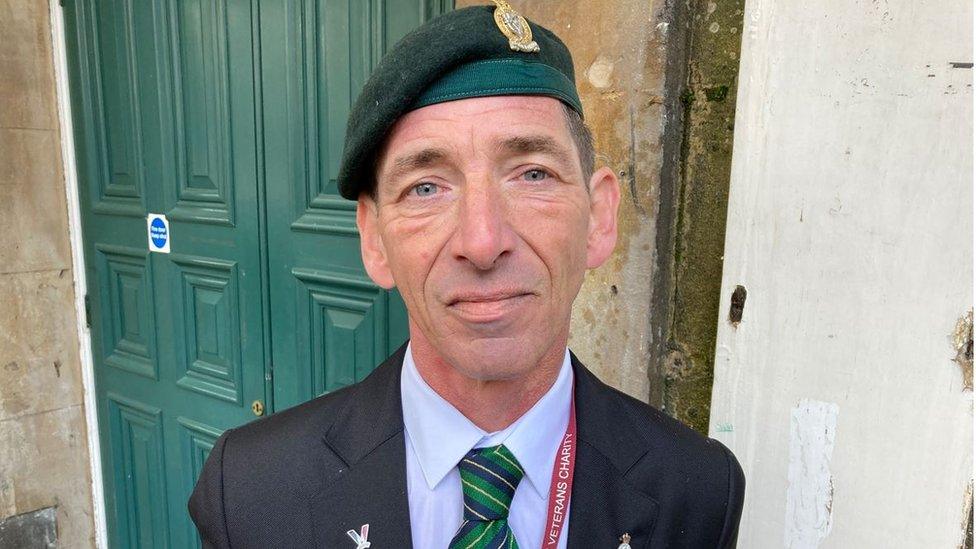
[
  {"xmin": 392, "ymin": 95, "xmax": 567, "ymax": 135},
  {"xmin": 376, "ymin": 97, "xmax": 576, "ymax": 174},
  {"xmin": 380, "ymin": 95, "xmax": 571, "ymax": 153}
]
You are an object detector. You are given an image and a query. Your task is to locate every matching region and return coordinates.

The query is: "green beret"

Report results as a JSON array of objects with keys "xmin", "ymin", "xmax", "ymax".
[{"xmin": 337, "ymin": 4, "xmax": 582, "ymax": 200}]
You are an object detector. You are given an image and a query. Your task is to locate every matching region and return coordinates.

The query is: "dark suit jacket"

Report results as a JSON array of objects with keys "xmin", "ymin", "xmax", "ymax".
[{"xmin": 189, "ymin": 345, "xmax": 745, "ymax": 548}]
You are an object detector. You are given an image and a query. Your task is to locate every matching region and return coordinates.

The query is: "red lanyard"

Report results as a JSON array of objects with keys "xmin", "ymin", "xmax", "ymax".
[{"xmin": 540, "ymin": 389, "xmax": 577, "ymax": 547}]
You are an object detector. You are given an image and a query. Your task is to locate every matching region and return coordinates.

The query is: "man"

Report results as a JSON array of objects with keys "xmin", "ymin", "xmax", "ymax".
[{"xmin": 189, "ymin": 3, "xmax": 744, "ymax": 548}]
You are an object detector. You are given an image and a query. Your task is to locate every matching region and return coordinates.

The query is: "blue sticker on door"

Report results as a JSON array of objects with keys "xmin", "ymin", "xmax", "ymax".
[{"xmin": 146, "ymin": 214, "xmax": 171, "ymax": 253}]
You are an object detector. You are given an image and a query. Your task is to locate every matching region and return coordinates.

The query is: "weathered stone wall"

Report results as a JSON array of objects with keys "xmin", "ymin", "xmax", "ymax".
[
  {"xmin": 0, "ymin": 1, "xmax": 95, "ymax": 546},
  {"xmin": 457, "ymin": 1, "xmax": 742, "ymax": 427},
  {"xmin": 457, "ymin": 0, "xmax": 684, "ymax": 405}
]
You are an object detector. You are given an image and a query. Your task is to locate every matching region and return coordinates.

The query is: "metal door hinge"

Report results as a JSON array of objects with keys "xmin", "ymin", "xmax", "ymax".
[{"xmin": 84, "ymin": 294, "xmax": 91, "ymax": 328}]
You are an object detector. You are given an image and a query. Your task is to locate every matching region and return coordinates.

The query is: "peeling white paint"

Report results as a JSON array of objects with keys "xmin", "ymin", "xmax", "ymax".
[
  {"xmin": 784, "ymin": 399, "xmax": 838, "ymax": 549},
  {"xmin": 951, "ymin": 309, "xmax": 973, "ymax": 391}
]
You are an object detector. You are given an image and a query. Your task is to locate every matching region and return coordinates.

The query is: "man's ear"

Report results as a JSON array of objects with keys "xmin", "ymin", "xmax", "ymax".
[
  {"xmin": 356, "ymin": 195, "xmax": 396, "ymax": 289},
  {"xmin": 585, "ymin": 166, "xmax": 621, "ymax": 269}
]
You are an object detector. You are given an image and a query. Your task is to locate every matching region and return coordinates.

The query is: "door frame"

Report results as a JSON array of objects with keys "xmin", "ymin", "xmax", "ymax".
[{"xmin": 48, "ymin": 1, "xmax": 109, "ymax": 547}]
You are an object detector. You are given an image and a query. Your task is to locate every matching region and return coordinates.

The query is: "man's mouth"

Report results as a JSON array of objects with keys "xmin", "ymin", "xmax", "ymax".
[{"xmin": 446, "ymin": 291, "xmax": 535, "ymax": 321}]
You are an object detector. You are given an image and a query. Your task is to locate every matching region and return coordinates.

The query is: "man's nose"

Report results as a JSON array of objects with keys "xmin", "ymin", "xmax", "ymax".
[{"xmin": 451, "ymin": 182, "xmax": 517, "ymax": 270}]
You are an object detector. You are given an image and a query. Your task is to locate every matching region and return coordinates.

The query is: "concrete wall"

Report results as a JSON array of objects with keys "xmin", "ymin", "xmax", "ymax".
[
  {"xmin": 709, "ymin": 0, "xmax": 973, "ymax": 547},
  {"xmin": 0, "ymin": 1, "xmax": 95, "ymax": 546}
]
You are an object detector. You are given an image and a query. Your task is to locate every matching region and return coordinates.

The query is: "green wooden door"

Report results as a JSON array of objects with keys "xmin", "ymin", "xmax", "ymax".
[{"xmin": 63, "ymin": 1, "xmax": 450, "ymax": 546}]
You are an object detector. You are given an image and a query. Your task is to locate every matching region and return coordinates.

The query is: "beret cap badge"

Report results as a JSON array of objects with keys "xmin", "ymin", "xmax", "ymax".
[{"xmin": 492, "ymin": 0, "xmax": 540, "ymax": 53}]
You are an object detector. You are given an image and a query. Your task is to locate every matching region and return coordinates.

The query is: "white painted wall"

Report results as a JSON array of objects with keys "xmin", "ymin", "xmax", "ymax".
[{"xmin": 709, "ymin": 1, "xmax": 973, "ymax": 548}]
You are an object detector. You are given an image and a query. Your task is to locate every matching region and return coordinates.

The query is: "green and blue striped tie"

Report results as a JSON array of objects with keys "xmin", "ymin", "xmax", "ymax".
[{"xmin": 449, "ymin": 444, "xmax": 524, "ymax": 549}]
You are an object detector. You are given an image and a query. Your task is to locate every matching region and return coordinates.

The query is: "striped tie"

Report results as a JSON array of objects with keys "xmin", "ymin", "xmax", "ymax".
[{"xmin": 449, "ymin": 444, "xmax": 524, "ymax": 549}]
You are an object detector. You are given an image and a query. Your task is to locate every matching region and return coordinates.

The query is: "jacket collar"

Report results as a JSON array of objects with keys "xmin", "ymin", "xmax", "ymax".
[{"xmin": 319, "ymin": 344, "xmax": 408, "ymax": 466}]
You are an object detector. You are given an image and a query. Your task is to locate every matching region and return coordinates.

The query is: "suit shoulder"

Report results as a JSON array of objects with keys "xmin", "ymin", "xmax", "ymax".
[
  {"xmin": 223, "ymin": 381, "xmax": 360, "ymax": 453},
  {"xmin": 590, "ymin": 378, "xmax": 741, "ymax": 483},
  {"xmin": 591, "ymin": 382, "xmax": 745, "ymax": 546},
  {"xmin": 218, "ymin": 349, "xmax": 405, "ymax": 474},
  {"xmin": 201, "ymin": 380, "xmax": 367, "ymax": 513}
]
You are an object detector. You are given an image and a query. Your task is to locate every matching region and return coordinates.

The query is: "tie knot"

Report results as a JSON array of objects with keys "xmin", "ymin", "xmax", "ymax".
[{"xmin": 458, "ymin": 445, "xmax": 524, "ymax": 521}]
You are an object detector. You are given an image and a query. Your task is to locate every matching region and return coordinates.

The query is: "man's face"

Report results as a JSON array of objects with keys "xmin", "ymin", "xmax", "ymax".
[{"xmin": 357, "ymin": 96, "xmax": 619, "ymax": 381}]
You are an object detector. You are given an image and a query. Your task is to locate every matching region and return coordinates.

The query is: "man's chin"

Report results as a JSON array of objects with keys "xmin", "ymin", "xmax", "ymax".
[
  {"xmin": 449, "ymin": 361, "xmax": 534, "ymax": 383},
  {"xmin": 440, "ymin": 338, "xmax": 548, "ymax": 381}
]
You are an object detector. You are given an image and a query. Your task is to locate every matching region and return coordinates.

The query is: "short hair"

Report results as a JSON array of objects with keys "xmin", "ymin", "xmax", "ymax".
[{"xmin": 561, "ymin": 102, "xmax": 595, "ymax": 184}]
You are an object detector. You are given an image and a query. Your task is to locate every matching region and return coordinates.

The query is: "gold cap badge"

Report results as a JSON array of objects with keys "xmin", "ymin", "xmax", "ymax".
[{"xmin": 491, "ymin": 1, "xmax": 540, "ymax": 53}]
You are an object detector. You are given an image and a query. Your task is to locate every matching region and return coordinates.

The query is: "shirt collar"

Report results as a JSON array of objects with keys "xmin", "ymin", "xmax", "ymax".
[{"xmin": 401, "ymin": 343, "xmax": 573, "ymax": 499}]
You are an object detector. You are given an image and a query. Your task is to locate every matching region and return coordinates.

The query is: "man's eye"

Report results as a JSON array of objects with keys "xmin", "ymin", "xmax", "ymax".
[
  {"xmin": 522, "ymin": 169, "xmax": 550, "ymax": 182},
  {"xmin": 410, "ymin": 182, "xmax": 439, "ymax": 197}
]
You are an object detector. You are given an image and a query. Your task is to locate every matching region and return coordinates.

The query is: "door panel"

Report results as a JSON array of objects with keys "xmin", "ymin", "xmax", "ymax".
[
  {"xmin": 261, "ymin": 0, "xmax": 449, "ymax": 411},
  {"xmin": 95, "ymin": 244, "xmax": 157, "ymax": 379},
  {"xmin": 166, "ymin": 0, "xmax": 238, "ymax": 226},
  {"xmin": 292, "ymin": 268, "xmax": 391, "ymax": 395},
  {"xmin": 106, "ymin": 394, "xmax": 168, "ymax": 548},
  {"xmin": 88, "ymin": 0, "xmax": 147, "ymax": 217},
  {"xmin": 64, "ymin": 0, "xmax": 451, "ymax": 545}
]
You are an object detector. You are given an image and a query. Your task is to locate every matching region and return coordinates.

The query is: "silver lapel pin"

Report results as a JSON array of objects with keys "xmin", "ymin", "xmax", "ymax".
[
  {"xmin": 346, "ymin": 524, "xmax": 371, "ymax": 548},
  {"xmin": 617, "ymin": 533, "xmax": 632, "ymax": 549}
]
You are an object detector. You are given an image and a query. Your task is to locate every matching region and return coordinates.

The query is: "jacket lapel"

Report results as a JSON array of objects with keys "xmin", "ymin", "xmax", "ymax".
[
  {"xmin": 308, "ymin": 345, "xmax": 413, "ymax": 548},
  {"xmin": 568, "ymin": 354, "xmax": 660, "ymax": 549}
]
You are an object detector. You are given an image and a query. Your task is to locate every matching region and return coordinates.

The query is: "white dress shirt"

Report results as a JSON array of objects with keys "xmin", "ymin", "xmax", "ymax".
[{"xmin": 401, "ymin": 343, "xmax": 573, "ymax": 548}]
